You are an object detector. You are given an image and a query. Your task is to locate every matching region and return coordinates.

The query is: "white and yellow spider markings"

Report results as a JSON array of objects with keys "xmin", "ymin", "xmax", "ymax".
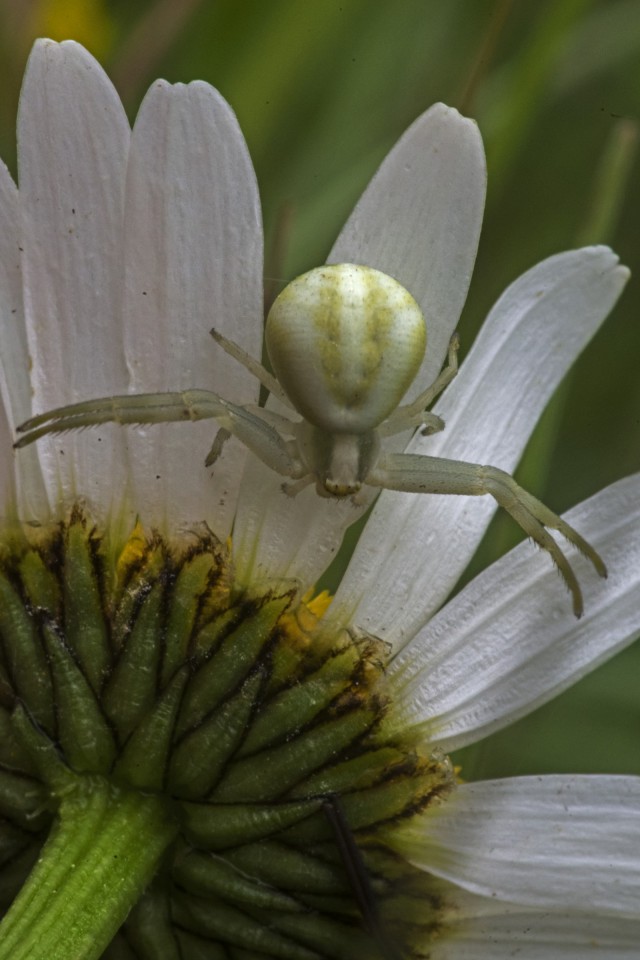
[{"xmin": 15, "ymin": 262, "xmax": 605, "ymax": 617}]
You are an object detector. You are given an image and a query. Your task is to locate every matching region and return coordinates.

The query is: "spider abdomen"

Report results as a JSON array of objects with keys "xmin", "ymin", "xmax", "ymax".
[{"xmin": 266, "ymin": 263, "xmax": 427, "ymax": 432}]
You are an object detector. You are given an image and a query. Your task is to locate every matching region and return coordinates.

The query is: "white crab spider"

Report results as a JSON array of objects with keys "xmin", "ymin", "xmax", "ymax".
[{"xmin": 16, "ymin": 263, "xmax": 605, "ymax": 617}]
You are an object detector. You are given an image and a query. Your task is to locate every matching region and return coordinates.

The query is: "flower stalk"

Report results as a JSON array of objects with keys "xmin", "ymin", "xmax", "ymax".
[{"xmin": 0, "ymin": 773, "xmax": 177, "ymax": 960}]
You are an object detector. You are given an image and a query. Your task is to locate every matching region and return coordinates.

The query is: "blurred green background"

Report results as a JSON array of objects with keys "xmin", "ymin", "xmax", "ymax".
[{"xmin": 0, "ymin": 0, "xmax": 637, "ymax": 780}]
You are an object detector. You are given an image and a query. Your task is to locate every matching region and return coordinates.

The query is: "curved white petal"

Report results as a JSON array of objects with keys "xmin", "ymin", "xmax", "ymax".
[
  {"xmin": 336, "ymin": 247, "xmax": 629, "ymax": 649},
  {"xmin": 18, "ymin": 39, "xmax": 131, "ymax": 515},
  {"xmin": 0, "ymin": 158, "xmax": 48, "ymax": 516},
  {"xmin": 392, "ymin": 776, "xmax": 640, "ymax": 919},
  {"xmin": 233, "ymin": 104, "xmax": 485, "ymax": 586},
  {"xmin": 0, "ymin": 401, "xmax": 15, "ymax": 510},
  {"xmin": 232, "ymin": 468, "xmax": 359, "ymax": 587},
  {"xmin": 122, "ymin": 79, "xmax": 263, "ymax": 533},
  {"xmin": 0, "ymin": 163, "xmax": 29, "ymax": 431},
  {"xmin": 433, "ymin": 896, "xmax": 640, "ymax": 959},
  {"xmin": 385, "ymin": 473, "xmax": 640, "ymax": 751},
  {"xmin": 329, "ymin": 103, "xmax": 486, "ymax": 392}
]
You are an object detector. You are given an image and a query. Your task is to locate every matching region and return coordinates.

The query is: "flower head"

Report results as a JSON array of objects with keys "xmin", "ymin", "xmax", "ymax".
[{"xmin": 0, "ymin": 38, "xmax": 639, "ymax": 959}]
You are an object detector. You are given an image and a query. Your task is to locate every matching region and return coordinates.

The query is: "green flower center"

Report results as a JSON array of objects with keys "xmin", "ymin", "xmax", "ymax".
[{"xmin": 0, "ymin": 506, "xmax": 454, "ymax": 959}]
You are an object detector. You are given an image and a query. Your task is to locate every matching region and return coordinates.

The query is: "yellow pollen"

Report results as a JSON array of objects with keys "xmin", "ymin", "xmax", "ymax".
[{"xmin": 115, "ymin": 518, "xmax": 148, "ymax": 577}]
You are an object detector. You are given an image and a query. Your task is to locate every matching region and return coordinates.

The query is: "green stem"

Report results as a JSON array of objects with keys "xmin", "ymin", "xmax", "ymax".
[
  {"xmin": 0, "ymin": 775, "xmax": 177, "ymax": 960},
  {"xmin": 576, "ymin": 117, "xmax": 639, "ymax": 246}
]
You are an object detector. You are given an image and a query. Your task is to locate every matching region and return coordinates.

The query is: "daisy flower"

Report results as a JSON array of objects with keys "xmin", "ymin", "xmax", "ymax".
[{"xmin": 0, "ymin": 38, "xmax": 638, "ymax": 960}]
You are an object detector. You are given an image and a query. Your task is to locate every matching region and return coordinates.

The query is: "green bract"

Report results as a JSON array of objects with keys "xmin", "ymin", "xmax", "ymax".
[{"xmin": 0, "ymin": 509, "xmax": 453, "ymax": 959}]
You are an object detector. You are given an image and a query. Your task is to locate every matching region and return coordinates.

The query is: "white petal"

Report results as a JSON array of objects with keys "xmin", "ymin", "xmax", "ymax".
[
  {"xmin": 329, "ymin": 103, "xmax": 486, "ymax": 392},
  {"xmin": 0, "ymin": 402, "xmax": 15, "ymax": 510},
  {"xmin": 433, "ymin": 895, "xmax": 640, "ymax": 959},
  {"xmin": 393, "ymin": 775, "xmax": 640, "ymax": 918},
  {"xmin": 232, "ymin": 468, "xmax": 359, "ymax": 587},
  {"xmin": 336, "ymin": 247, "xmax": 629, "ymax": 649},
  {"xmin": 233, "ymin": 105, "xmax": 486, "ymax": 586},
  {"xmin": 122, "ymin": 79, "xmax": 263, "ymax": 533},
  {"xmin": 18, "ymin": 39, "xmax": 131, "ymax": 513},
  {"xmin": 386, "ymin": 474, "xmax": 640, "ymax": 751},
  {"xmin": 0, "ymin": 158, "xmax": 48, "ymax": 515},
  {"xmin": 0, "ymin": 162, "xmax": 29, "ymax": 429}
]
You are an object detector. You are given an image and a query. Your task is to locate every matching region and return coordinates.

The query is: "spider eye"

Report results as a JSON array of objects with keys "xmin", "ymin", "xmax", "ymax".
[
  {"xmin": 265, "ymin": 263, "xmax": 426, "ymax": 433},
  {"xmin": 324, "ymin": 478, "xmax": 361, "ymax": 497}
]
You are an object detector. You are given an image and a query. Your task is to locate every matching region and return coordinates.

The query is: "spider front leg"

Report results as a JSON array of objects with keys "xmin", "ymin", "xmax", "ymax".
[
  {"xmin": 15, "ymin": 390, "xmax": 306, "ymax": 483},
  {"xmin": 367, "ymin": 452, "xmax": 606, "ymax": 618}
]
